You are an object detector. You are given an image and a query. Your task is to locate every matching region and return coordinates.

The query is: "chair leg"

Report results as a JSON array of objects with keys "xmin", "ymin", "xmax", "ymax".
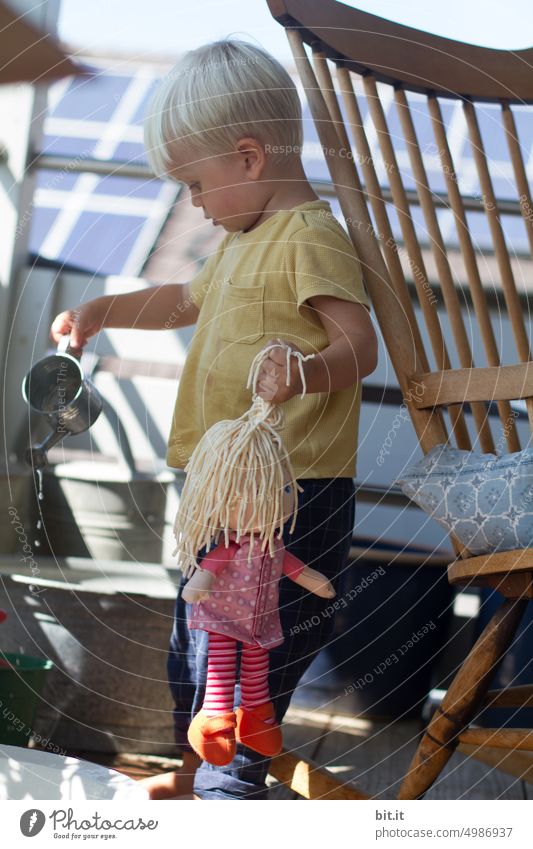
[{"xmin": 398, "ymin": 595, "xmax": 528, "ymax": 799}]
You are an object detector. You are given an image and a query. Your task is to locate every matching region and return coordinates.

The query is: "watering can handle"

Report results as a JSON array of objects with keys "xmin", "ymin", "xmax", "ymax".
[
  {"xmin": 57, "ymin": 334, "xmax": 80, "ymax": 358},
  {"xmin": 57, "ymin": 334, "xmax": 71, "ymax": 354}
]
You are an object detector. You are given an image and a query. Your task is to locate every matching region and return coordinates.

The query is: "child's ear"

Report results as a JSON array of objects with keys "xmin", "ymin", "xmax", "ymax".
[{"xmin": 236, "ymin": 137, "xmax": 265, "ymax": 180}]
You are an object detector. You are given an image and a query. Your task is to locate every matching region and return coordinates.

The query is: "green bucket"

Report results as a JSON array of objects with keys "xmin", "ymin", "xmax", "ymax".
[{"xmin": 0, "ymin": 653, "xmax": 54, "ymax": 746}]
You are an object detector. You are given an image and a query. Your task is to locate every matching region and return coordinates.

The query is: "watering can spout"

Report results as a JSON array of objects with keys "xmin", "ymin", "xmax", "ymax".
[{"xmin": 25, "ymin": 429, "xmax": 69, "ymax": 469}]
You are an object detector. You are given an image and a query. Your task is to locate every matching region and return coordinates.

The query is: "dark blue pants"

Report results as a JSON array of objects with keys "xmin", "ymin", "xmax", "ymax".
[{"xmin": 167, "ymin": 477, "xmax": 356, "ymax": 799}]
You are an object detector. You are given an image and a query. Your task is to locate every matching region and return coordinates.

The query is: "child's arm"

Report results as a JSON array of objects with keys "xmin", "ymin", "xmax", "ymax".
[
  {"xmin": 303, "ymin": 296, "xmax": 378, "ymax": 392},
  {"xmin": 50, "ymin": 283, "xmax": 199, "ymax": 353},
  {"xmin": 256, "ymin": 298, "xmax": 377, "ymax": 402},
  {"xmin": 282, "ymin": 551, "xmax": 336, "ymax": 599},
  {"xmin": 181, "ymin": 541, "xmax": 240, "ymax": 603}
]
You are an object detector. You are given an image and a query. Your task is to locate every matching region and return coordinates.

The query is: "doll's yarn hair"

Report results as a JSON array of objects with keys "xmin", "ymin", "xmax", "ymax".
[{"xmin": 172, "ymin": 343, "xmax": 314, "ymax": 578}]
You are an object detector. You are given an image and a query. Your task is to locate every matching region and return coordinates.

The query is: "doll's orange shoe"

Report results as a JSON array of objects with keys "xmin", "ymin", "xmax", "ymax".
[
  {"xmin": 187, "ymin": 710, "xmax": 237, "ymax": 766},
  {"xmin": 235, "ymin": 701, "xmax": 282, "ymax": 756}
]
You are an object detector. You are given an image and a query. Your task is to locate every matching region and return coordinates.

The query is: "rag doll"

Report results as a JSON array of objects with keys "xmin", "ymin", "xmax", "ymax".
[{"xmin": 172, "ymin": 342, "xmax": 336, "ymax": 766}]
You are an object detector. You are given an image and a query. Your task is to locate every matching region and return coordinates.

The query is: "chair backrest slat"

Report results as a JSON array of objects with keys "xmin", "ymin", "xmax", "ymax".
[
  {"xmin": 360, "ymin": 76, "xmax": 447, "ymax": 364},
  {"xmin": 311, "ymin": 50, "xmax": 352, "ymax": 152},
  {"xmin": 287, "ymin": 26, "xmax": 470, "ymax": 558},
  {"xmin": 335, "ymin": 65, "xmax": 430, "ymax": 376},
  {"xmin": 462, "ymin": 102, "xmax": 531, "ymax": 354},
  {"xmin": 394, "ymin": 87, "xmax": 496, "ymax": 452},
  {"xmin": 426, "ymin": 95, "xmax": 521, "ymax": 453},
  {"xmin": 287, "ymin": 27, "xmax": 467, "ymax": 474},
  {"xmin": 286, "ymin": 24, "xmax": 533, "ymax": 459},
  {"xmin": 462, "ymin": 100, "xmax": 533, "ymax": 433},
  {"xmin": 502, "ymin": 103, "xmax": 533, "ymax": 260},
  {"xmin": 361, "ymin": 72, "xmax": 476, "ymax": 448}
]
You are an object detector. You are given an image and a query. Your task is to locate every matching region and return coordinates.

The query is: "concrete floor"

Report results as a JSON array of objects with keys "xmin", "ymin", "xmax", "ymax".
[{"xmin": 63, "ymin": 704, "xmax": 533, "ymax": 801}]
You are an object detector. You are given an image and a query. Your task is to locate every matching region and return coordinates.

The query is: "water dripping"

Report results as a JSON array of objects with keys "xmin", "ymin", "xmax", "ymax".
[
  {"xmin": 34, "ymin": 469, "xmax": 45, "ymax": 551},
  {"xmin": 36, "ymin": 468, "xmax": 44, "ymax": 501}
]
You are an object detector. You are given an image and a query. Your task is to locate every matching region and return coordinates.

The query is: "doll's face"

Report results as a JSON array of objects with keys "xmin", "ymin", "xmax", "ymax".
[{"xmin": 226, "ymin": 473, "xmax": 295, "ymax": 533}]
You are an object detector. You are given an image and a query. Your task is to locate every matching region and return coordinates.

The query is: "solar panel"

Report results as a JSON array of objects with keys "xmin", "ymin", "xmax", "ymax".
[{"xmin": 30, "ymin": 65, "xmax": 178, "ymax": 276}]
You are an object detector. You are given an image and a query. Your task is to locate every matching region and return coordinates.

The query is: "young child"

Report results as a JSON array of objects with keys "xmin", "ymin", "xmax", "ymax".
[{"xmin": 51, "ymin": 38, "xmax": 377, "ymax": 800}]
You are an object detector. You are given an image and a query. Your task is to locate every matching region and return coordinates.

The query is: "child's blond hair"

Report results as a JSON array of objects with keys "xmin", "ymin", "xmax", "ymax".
[{"xmin": 143, "ymin": 38, "xmax": 303, "ymax": 177}]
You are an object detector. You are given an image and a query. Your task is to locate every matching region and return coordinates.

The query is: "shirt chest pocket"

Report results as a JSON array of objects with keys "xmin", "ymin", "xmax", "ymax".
[{"xmin": 220, "ymin": 280, "xmax": 264, "ymax": 344}]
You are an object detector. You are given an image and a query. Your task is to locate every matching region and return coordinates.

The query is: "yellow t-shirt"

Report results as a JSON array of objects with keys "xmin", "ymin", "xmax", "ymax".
[{"xmin": 166, "ymin": 200, "xmax": 371, "ymax": 478}]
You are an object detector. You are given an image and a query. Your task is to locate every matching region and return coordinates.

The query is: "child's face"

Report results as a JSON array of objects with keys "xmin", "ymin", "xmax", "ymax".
[{"xmin": 170, "ymin": 141, "xmax": 269, "ymax": 233}]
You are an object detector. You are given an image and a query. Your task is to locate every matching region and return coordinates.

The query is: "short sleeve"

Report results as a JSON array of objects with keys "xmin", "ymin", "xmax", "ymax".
[
  {"xmin": 286, "ymin": 223, "xmax": 371, "ymax": 324},
  {"xmin": 188, "ymin": 233, "xmax": 231, "ymax": 310},
  {"xmin": 200, "ymin": 541, "xmax": 240, "ymax": 575}
]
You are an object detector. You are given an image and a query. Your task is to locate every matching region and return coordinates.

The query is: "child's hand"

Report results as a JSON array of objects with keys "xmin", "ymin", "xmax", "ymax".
[
  {"xmin": 255, "ymin": 338, "xmax": 305, "ymax": 403},
  {"xmin": 50, "ymin": 298, "xmax": 108, "ymax": 356},
  {"xmin": 181, "ymin": 569, "xmax": 215, "ymax": 603}
]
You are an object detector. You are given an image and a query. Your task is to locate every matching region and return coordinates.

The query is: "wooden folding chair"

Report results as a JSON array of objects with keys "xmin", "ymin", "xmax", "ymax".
[{"xmin": 268, "ymin": 0, "xmax": 533, "ymax": 798}]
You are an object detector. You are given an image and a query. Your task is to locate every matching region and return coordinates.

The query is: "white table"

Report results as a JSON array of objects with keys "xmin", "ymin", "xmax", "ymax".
[{"xmin": 0, "ymin": 744, "xmax": 149, "ymax": 800}]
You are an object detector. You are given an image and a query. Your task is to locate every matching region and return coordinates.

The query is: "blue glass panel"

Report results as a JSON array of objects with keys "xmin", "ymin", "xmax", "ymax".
[
  {"xmin": 50, "ymin": 74, "xmax": 133, "ymax": 122},
  {"xmin": 464, "ymin": 210, "xmax": 494, "ymax": 251},
  {"xmin": 302, "ymin": 100, "xmax": 333, "ymax": 181},
  {"xmin": 390, "ymin": 202, "xmax": 403, "ymax": 233},
  {"xmin": 327, "ymin": 197, "xmax": 342, "ymax": 221},
  {"xmin": 456, "ymin": 163, "xmax": 481, "ymax": 198},
  {"xmin": 34, "ymin": 169, "xmax": 80, "ymax": 193},
  {"xmin": 40, "ymin": 134, "xmax": 96, "ymax": 158},
  {"xmin": 303, "ymin": 149, "xmax": 331, "ymax": 182},
  {"xmin": 58, "ymin": 212, "xmax": 144, "ymax": 275},
  {"xmin": 490, "ymin": 175, "xmax": 519, "ymax": 200},
  {"xmin": 384, "ymin": 98, "xmax": 406, "ymax": 153},
  {"xmin": 435, "ymin": 207, "xmax": 460, "ymax": 248},
  {"xmin": 426, "ymin": 165, "xmax": 448, "ymax": 195},
  {"xmin": 500, "ymin": 213, "xmax": 530, "ymax": 255},
  {"xmin": 92, "ymin": 174, "xmax": 162, "ymax": 200},
  {"xmin": 398, "ymin": 159, "xmax": 417, "ymax": 192},
  {"xmin": 131, "ymin": 79, "xmax": 161, "ymax": 125},
  {"xmin": 302, "ymin": 104, "xmax": 321, "ymax": 144},
  {"xmin": 414, "ymin": 97, "xmax": 456, "ymax": 142},
  {"xmin": 28, "ymin": 208, "xmax": 60, "ymax": 254},
  {"xmin": 511, "ymin": 106, "xmax": 533, "ymax": 167},
  {"xmin": 113, "ymin": 141, "xmax": 149, "ymax": 166},
  {"xmin": 408, "ymin": 205, "xmax": 426, "ymax": 243},
  {"xmin": 350, "ymin": 85, "xmax": 369, "ymax": 121},
  {"xmin": 476, "ymin": 104, "xmax": 511, "ymax": 163}
]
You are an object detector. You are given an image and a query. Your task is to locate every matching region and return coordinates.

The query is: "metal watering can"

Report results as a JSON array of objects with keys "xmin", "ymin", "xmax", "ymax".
[{"xmin": 21, "ymin": 335, "xmax": 103, "ymax": 469}]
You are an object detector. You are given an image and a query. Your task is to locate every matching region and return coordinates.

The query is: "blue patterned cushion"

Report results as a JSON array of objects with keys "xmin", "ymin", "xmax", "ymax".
[{"xmin": 395, "ymin": 443, "xmax": 533, "ymax": 555}]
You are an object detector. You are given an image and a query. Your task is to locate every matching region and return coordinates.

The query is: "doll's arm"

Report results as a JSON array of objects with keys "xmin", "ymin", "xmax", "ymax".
[
  {"xmin": 283, "ymin": 551, "xmax": 335, "ymax": 599},
  {"xmin": 181, "ymin": 541, "xmax": 240, "ymax": 603},
  {"xmin": 181, "ymin": 569, "xmax": 215, "ymax": 603}
]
